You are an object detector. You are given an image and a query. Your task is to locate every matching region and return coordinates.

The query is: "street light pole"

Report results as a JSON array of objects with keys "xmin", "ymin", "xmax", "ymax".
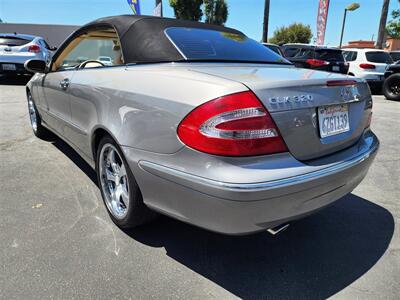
[
  {"xmin": 339, "ymin": 9, "xmax": 348, "ymax": 48},
  {"xmin": 338, "ymin": 3, "xmax": 360, "ymax": 48}
]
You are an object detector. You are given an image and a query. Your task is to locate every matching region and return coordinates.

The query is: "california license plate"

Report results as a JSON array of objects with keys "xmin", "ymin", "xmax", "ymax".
[
  {"xmin": 332, "ymin": 66, "xmax": 340, "ymax": 71},
  {"xmin": 2, "ymin": 64, "xmax": 16, "ymax": 71},
  {"xmin": 318, "ymin": 104, "xmax": 350, "ymax": 138}
]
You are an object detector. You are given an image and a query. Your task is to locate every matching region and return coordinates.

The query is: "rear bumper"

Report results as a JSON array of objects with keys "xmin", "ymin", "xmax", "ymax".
[
  {"xmin": 123, "ymin": 131, "xmax": 379, "ymax": 235},
  {"xmin": 0, "ymin": 53, "xmax": 43, "ymax": 73}
]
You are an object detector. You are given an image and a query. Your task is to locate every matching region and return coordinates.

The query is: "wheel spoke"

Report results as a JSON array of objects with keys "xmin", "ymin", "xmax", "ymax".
[
  {"xmin": 107, "ymin": 148, "xmax": 116, "ymax": 164},
  {"xmin": 118, "ymin": 164, "xmax": 127, "ymax": 178},
  {"xmin": 121, "ymin": 187, "xmax": 129, "ymax": 208},
  {"xmin": 105, "ymin": 168, "xmax": 116, "ymax": 182},
  {"xmin": 110, "ymin": 191, "xmax": 120, "ymax": 213}
]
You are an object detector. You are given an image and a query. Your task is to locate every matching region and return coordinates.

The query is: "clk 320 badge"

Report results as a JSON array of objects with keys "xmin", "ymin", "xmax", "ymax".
[{"xmin": 268, "ymin": 94, "xmax": 314, "ymax": 105}]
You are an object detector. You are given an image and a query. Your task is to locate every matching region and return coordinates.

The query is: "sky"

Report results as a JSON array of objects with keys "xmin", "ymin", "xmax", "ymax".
[{"xmin": 0, "ymin": 0, "xmax": 399, "ymax": 46}]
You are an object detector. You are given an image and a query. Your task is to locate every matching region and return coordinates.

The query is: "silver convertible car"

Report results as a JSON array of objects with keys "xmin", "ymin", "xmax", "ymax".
[{"xmin": 25, "ymin": 15, "xmax": 379, "ymax": 235}]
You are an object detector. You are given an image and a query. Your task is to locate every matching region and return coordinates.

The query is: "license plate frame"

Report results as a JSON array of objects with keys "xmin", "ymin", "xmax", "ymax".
[
  {"xmin": 2, "ymin": 64, "xmax": 16, "ymax": 71},
  {"xmin": 318, "ymin": 104, "xmax": 350, "ymax": 138}
]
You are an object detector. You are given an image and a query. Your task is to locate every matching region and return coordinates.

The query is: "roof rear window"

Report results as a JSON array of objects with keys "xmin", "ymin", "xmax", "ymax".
[
  {"xmin": 165, "ymin": 27, "xmax": 289, "ymax": 64},
  {"xmin": 389, "ymin": 52, "xmax": 400, "ymax": 62},
  {"xmin": 0, "ymin": 37, "xmax": 32, "ymax": 46},
  {"xmin": 315, "ymin": 49, "xmax": 344, "ymax": 61},
  {"xmin": 366, "ymin": 51, "xmax": 393, "ymax": 64}
]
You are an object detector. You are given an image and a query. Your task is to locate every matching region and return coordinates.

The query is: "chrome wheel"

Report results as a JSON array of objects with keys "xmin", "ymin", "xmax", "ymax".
[
  {"xmin": 99, "ymin": 144, "xmax": 130, "ymax": 219},
  {"xmin": 28, "ymin": 94, "xmax": 37, "ymax": 132}
]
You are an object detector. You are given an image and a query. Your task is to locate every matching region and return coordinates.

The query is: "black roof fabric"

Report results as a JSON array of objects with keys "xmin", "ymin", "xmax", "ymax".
[{"xmin": 58, "ymin": 15, "xmax": 244, "ymax": 64}]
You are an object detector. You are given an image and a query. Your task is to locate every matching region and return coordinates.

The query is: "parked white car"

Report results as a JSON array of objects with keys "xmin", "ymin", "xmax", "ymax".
[
  {"xmin": 97, "ymin": 56, "xmax": 113, "ymax": 66},
  {"xmin": 0, "ymin": 33, "xmax": 55, "ymax": 75},
  {"xmin": 342, "ymin": 48, "xmax": 393, "ymax": 91}
]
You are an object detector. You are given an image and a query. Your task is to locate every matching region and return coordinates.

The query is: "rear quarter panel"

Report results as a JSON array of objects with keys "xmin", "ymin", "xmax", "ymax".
[{"xmin": 67, "ymin": 64, "xmax": 247, "ymax": 158}]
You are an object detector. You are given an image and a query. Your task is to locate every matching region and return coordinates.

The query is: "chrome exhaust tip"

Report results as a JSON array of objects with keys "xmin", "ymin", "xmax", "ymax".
[{"xmin": 267, "ymin": 223, "xmax": 290, "ymax": 236}]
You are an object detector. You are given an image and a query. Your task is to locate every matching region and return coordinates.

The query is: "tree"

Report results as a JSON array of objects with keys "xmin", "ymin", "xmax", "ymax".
[
  {"xmin": 386, "ymin": 0, "xmax": 400, "ymax": 38},
  {"xmin": 169, "ymin": 0, "xmax": 203, "ymax": 21},
  {"xmin": 376, "ymin": 0, "xmax": 390, "ymax": 49},
  {"xmin": 204, "ymin": 0, "xmax": 228, "ymax": 25},
  {"xmin": 269, "ymin": 23, "xmax": 313, "ymax": 45},
  {"xmin": 262, "ymin": 0, "xmax": 270, "ymax": 42}
]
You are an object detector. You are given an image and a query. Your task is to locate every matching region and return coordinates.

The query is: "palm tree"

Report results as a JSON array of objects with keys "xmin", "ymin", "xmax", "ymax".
[
  {"xmin": 262, "ymin": 0, "xmax": 270, "ymax": 42},
  {"xmin": 376, "ymin": 0, "xmax": 391, "ymax": 49}
]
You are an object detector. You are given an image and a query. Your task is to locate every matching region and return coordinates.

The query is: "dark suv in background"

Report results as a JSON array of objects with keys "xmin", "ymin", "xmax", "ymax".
[
  {"xmin": 383, "ymin": 61, "xmax": 400, "ymax": 101},
  {"xmin": 282, "ymin": 44, "xmax": 349, "ymax": 74}
]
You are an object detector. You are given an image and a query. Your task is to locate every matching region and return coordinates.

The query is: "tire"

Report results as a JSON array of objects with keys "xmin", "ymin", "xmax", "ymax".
[
  {"xmin": 383, "ymin": 74, "xmax": 400, "ymax": 101},
  {"xmin": 27, "ymin": 92, "xmax": 50, "ymax": 138},
  {"xmin": 96, "ymin": 136, "xmax": 157, "ymax": 228}
]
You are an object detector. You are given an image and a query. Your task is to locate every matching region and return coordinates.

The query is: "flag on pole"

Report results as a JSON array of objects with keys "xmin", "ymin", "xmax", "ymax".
[
  {"xmin": 154, "ymin": 0, "xmax": 163, "ymax": 17},
  {"xmin": 316, "ymin": 0, "xmax": 330, "ymax": 45},
  {"xmin": 127, "ymin": 0, "xmax": 141, "ymax": 15}
]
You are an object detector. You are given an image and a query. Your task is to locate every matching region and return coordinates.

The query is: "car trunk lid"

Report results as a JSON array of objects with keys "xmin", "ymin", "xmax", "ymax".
[{"xmin": 189, "ymin": 64, "xmax": 372, "ymax": 160}]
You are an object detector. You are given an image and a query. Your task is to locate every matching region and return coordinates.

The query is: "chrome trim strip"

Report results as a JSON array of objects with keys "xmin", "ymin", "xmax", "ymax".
[
  {"xmin": 139, "ymin": 141, "xmax": 379, "ymax": 192},
  {"xmin": 164, "ymin": 28, "xmax": 188, "ymax": 60},
  {"xmin": 45, "ymin": 110, "xmax": 87, "ymax": 135}
]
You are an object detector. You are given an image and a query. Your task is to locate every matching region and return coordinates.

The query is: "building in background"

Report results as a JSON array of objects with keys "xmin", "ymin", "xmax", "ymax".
[
  {"xmin": 342, "ymin": 40, "xmax": 375, "ymax": 49},
  {"xmin": 385, "ymin": 38, "xmax": 400, "ymax": 51},
  {"xmin": 0, "ymin": 23, "xmax": 79, "ymax": 47}
]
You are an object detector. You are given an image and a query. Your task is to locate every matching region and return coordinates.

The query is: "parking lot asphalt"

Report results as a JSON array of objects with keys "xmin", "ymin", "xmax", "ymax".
[{"xmin": 0, "ymin": 75, "xmax": 399, "ymax": 299}]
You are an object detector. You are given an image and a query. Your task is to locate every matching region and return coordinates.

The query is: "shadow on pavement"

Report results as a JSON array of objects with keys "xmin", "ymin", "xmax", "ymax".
[
  {"xmin": 48, "ymin": 133, "xmax": 98, "ymax": 186},
  {"xmin": 0, "ymin": 74, "xmax": 32, "ymax": 85},
  {"xmin": 49, "ymin": 130, "xmax": 394, "ymax": 299},
  {"xmin": 126, "ymin": 195, "xmax": 393, "ymax": 299}
]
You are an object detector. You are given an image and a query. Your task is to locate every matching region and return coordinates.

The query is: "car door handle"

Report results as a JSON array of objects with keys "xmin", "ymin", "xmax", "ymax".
[{"xmin": 59, "ymin": 78, "xmax": 70, "ymax": 90}]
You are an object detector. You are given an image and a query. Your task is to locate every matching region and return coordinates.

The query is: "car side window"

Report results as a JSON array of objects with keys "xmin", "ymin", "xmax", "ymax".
[
  {"xmin": 343, "ymin": 51, "xmax": 357, "ymax": 61},
  {"xmin": 52, "ymin": 28, "xmax": 124, "ymax": 71}
]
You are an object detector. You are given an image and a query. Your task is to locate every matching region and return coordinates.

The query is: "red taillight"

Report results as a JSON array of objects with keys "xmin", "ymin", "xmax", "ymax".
[
  {"xmin": 28, "ymin": 45, "xmax": 41, "ymax": 53},
  {"xmin": 359, "ymin": 63, "xmax": 375, "ymax": 69},
  {"xmin": 306, "ymin": 59, "xmax": 329, "ymax": 67},
  {"xmin": 177, "ymin": 91, "xmax": 288, "ymax": 156},
  {"xmin": 326, "ymin": 80, "xmax": 358, "ymax": 86}
]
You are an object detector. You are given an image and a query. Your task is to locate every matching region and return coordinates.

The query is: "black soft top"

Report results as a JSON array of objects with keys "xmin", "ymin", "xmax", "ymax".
[{"xmin": 58, "ymin": 15, "xmax": 243, "ymax": 64}]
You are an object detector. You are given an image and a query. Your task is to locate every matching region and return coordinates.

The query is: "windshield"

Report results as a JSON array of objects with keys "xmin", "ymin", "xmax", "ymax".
[
  {"xmin": 366, "ymin": 51, "xmax": 393, "ymax": 64},
  {"xmin": 0, "ymin": 37, "xmax": 32, "ymax": 46},
  {"xmin": 165, "ymin": 27, "xmax": 289, "ymax": 64}
]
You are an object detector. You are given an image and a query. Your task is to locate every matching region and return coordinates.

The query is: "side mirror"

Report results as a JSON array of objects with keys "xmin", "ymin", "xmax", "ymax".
[{"xmin": 24, "ymin": 59, "xmax": 47, "ymax": 73}]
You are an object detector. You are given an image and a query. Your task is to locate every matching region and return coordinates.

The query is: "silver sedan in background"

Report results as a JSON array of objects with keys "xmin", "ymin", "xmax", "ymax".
[
  {"xmin": 0, "ymin": 33, "xmax": 55, "ymax": 75},
  {"xmin": 24, "ymin": 15, "xmax": 379, "ymax": 235}
]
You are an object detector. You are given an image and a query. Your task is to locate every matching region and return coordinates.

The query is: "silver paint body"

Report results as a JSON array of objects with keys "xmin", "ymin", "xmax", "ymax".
[{"xmin": 27, "ymin": 63, "xmax": 379, "ymax": 234}]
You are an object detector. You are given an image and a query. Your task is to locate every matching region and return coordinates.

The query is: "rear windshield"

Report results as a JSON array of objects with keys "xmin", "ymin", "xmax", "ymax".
[
  {"xmin": 0, "ymin": 37, "xmax": 32, "ymax": 46},
  {"xmin": 390, "ymin": 52, "xmax": 400, "ymax": 62},
  {"xmin": 315, "ymin": 49, "xmax": 344, "ymax": 61},
  {"xmin": 366, "ymin": 51, "xmax": 393, "ymax": 64},
  {"xmin": 264, "ymin": 45, "xmax": 282, "ymax": 56},
  {"xmin": 165, "ymin": 27, "xmax": 289, "ymax": 64}
]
